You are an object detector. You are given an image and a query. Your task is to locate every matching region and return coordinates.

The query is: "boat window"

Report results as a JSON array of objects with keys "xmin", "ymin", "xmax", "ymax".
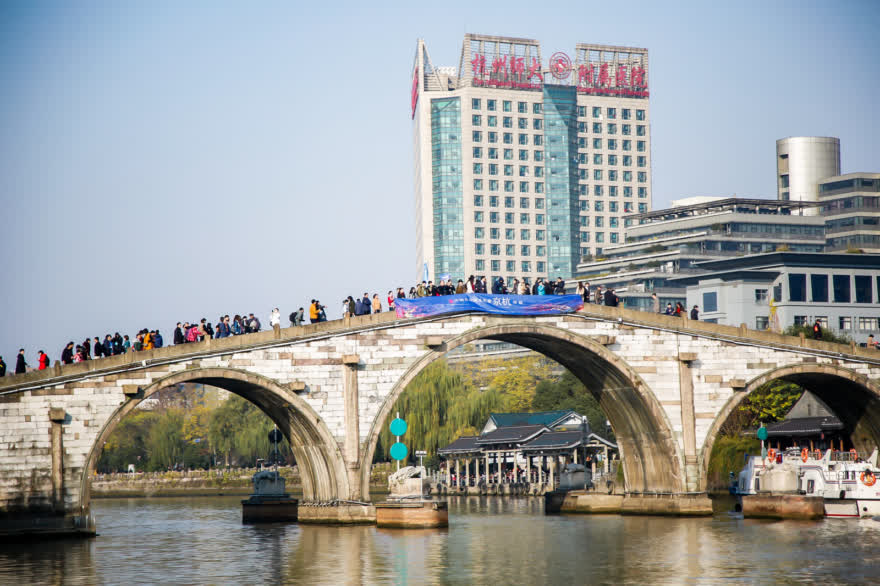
[
  {"xmin": 754, "ymin": 478, "xmax": 760, "ymax": 491},
  {"xmin": 807, "ymin": 480, "xmax": 815, "ymax": 493}
]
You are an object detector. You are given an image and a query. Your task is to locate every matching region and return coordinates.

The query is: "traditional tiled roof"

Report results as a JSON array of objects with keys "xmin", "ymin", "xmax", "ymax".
[
  {"xmin": 437, "ymin": 436, "xmax": 480, "ymax": 455},
  {"xmin": 475, "ymin": 424, "xmax": 548, "ymax": 445},
  {"xmin": 520, "ymin": 431, "xmax": 617, "ymax": 451},
  {"xmin": 766, "ymin": 416, "xmax": 843, "ymax": 437},
  {"xmin": 488, "ymin": 409, "xmax": 576, "ymax": 429}
]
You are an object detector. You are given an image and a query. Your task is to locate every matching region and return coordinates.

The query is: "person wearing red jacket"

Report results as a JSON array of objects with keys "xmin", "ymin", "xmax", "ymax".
[{"xmin": 38, "ymin": 350, "xmax": 49, "ymax": 370}]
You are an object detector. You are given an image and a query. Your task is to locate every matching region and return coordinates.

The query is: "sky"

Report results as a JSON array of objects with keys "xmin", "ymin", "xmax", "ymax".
[{"xmin": 0, "ymin": 0, "xmax": 878, "ymax": 366}]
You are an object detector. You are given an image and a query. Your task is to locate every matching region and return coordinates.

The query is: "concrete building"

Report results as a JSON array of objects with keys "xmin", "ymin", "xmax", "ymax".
[
  {"xmin": 820, "ymin": 173, "xmax": 880, "ymax": 253},
  {"xmin": 671, "ymin": 252, "xmax": 880, "ymax": 344},
  {"xmin": 572, "ymin": 198, "xmax": 823, "ymax": 311},
  {"xmin": 413, "ymin": 34, "xmax": 652, "ymax": 285},
  {"xmin": 776, "ymin": 137, "xmax": 840, "ymax": 211}
]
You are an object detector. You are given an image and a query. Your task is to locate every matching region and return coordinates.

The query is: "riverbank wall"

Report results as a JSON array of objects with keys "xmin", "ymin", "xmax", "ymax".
[{"xmin": 91, "ymin": 466, "xmax": 391, "ymax": 498}]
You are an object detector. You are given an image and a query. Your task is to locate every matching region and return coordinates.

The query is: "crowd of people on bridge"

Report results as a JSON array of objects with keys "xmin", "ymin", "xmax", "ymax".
[{"xmin": 12, "ymin": 270, "xmax": 880, "ymax": 378}]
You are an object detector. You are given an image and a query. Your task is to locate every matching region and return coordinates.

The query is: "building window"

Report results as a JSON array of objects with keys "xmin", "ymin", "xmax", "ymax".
[
  {"xmin": 489, "ymin": 180, "xmax": 498, "ymax": 191},
  {"xmin": 475, "ymin": 243, "xmax": 484, "ymax": 255},
  {"xmin": 536, "ymin": 214, "xmax": 545, "ymax": 225},
  {"xmin": 489, "ymin": 212, "xmax": 499, "ymax": 223},
  {"xmin": 475, "ymin": 227, "xmax": 484, "ymax": 239},
  {"xmin": 593, "ymin": 154, "xmax": 602, "ymax": 165},
  {"xmin": 518, "ymin": 118, "xmax": 528, "ymax": 129},
  {"xmin": 533, "ymin": 103, "xmax": 542, "ymax": 114},
  {"xmin": 607, "ymin": 107, "xmax": 616, "ymax": 119},
  {"xmin": 473, "ymin": 163, "xmax": 483, "ymax": 175},
  {"xmin": 505, "ymin": 244, "xmax": 515, "ymax": 255},
  {"xmin": 638, "ymin": 187, "xmax": 647, "ymax": 198},
  {"xmin": 594, "ymin": 217, "xmax": 603, "ymax": 227},
  {"xmin": 503, "ymin": 133, "xmax": 513, "ymax": 144},
  {"xmin": 637, "ymin": 141, "xmax": 646, "ymax": 152},
  {"xmin": 503, "ymin": 195, "xmax": 514, "ymax": 207},
  {"xmin": 638, "ymin": 172, "xmax": 647, "ymax": 183},
  {"xmin": 609, "ymin": 186, "xmax": 618, "ymax": 197},
  {"xmin": 488, "ymin": 115, "xmax": 497, "ymax": 127},
  {"xmin": 533, "ymin": 119, "xmax": 543, "ymax": 130},
  {"xmin": 594, "ymin": 185, "xmax": 603, "ymax": 196},
  {"xmin": 536, "ymin": 230, "xmax": 545, "ymax": 241},
  {"xmin": 534, "ymin": 151, "xmax": 544, "ymax": 162},
  {"xmin": 608, "ymin": 170, "xmax": 618, "ymax": 181},
  {"xmin": 622, "ymin": 108, "xmax": 631, "ymax": 120},
  {"xmin": 756, "ymin": 316, "xmax": 769, "ymax": 330},
  {"xmin": 592, "ymin": 106, "xmax": 601, "ymax": 118},
  {"xmin": 488, "ymin": 196, "xmax": 498, "ymax": 207},
  {"xmin": 833, "ymin": 275, "xmax": 851, "ymax": 303},
  {"xmin": 594, "ymin": 169, "xmax": 603, "ymax": 180},
  {"xmin": 503, "ymin": 116, "xmax": 512, "ymax": 128},
  {"xmin": 537, "ymin": 261, "xmax": 546, "ymax": 273},
  {"xmin": 491, "ymin": 260, "xmax": 500, "ymax": 271},
  {"xmin": 473, "ymin": 147, "xmax": 482, "ymax": 158},
  {"xmin": 506, "ymin": 260, "xmax": 515, "ymax": 272},
  {"xmin": 593, "ymin": 122, "xmax": 602, "ymax": 133},
  {"xmin": 490, "ymin": 228, "xmax": 499, "ymax": 239},
  {"xmin": 622, "ymin": 124, "xmax": 631, "ymax": 135},
  {"xmin": 472, "ymin": 98, "xmax": 481, "ymax": 110},
  {"xmin": 504, "ymin": 212, "xmax": 514, "ymax": 224},
  {"xmin": 607, "ymin": 139, "xmax": 617, "ymax": 150},
  {"xmin": 609, "ymin": 155, "xmax": 618, "ymax": 166},
  {"xmin": 788, "ymin": 274, "xmax": 806, "ymax": 302},
  {"xmin": 474, "ymin": 194, "xmax": 484, "ymax": 207},
  {"xmin": 636, "ymin": 125, "xmax": 646, "ymax": 136},
  {"xmin": 520, "ymin": 213, "xmax": 530, "ymax": 224},
  {"xmin": 519, "ymin": 149, "xmax": 529, "ymax": 161},
  {"xmin": 595, "ymin": 232, "xmax": 604, "ymax": 243},
  {"xmin": 472, "ymin": 131, "xmax": 482, "ymax": 142},
  {"xmin": 487, "ymin": 99, "xmax": 496, "ymax": 111},
  {"xmin": 610, "ymin": 232, "xmax": 618, "ymax": 243},
  {"xmin": 472, "ymin": 114, "xmax": 481, "ymax": 126},
  {"xmin": 839, "ymin": 316, "xmax": 852, "ymax": 330},
  {"xmin": 520, "ymin": 245, "xmax": 531, "ymax": 256},
  {"xmin": 490, "ymin": 244, "xmax": 500, "ymax": 255},
  {"xmin": 636, "ymin": 109, "xmax": 645, "ymax": 120},
  {"xmin": 535, "ymin": 198, "xmax": 544, "ymax": 209},
  {"xmin": 503, "ymin": 165, "xmax": 513, "ymax": 177},
  {"xmin": 755, "ymin": 289, "xmax": 768, "ymax": 303},
  {"xmin": 521, "ymin": 229, "xmax": 530, "ymax": 240},
  {"xmin": 623, "ymin": 186, "xmax": 632, "ymax": 198},
  {"xmin": 623, "ymin": 140, "xmax": 631, "ymax": 151},
  {"xmin": 794, "ymin": 315, "xmax": 808, "ymax": 326},
  {"xmin": 518, "ymin": 101, "xmax": 527, "ymax": 113},
  {"xmin": 519, "ymin": 179, "xmax": 529, "ymax": 192},
  {"xmin": 607, "ymin": 123, "xmax": 617, "ymax": 134},
  {"xmin": 521, "ymin": 261, "xmax": 531, "ymax": 272},
  {"xmin": 609, "ymin": 203, "xmax": 618, "ymax": 214},
  {"xmin": 855, "ymin": 275, "xmax": 873, "ymax": 303},
  {"xmin": 503, "ymin": 100, "xmax": 512, "ymax": 112},
  {"xmin": 637, "ymin": 156, "xmax": 647, "ymax": 167},
  {"xmin": 488, "ymin": 148, "xmax": 498, "ymax": 159},
  {"xmin": 475, "ymin": 259, "xmax": 485, "ymax": 271},
  {"xmin": 810, "ymin": 274, "xmax": 829, "ymax": 302},
  {"xmin": 594, "ymin": 200, "xmax": 603, "ymax": 212},
  {"xmin": 536, "ymin": 245, "xmax": 546, "ymax": 255},
  {"xmin": 638, "ymin": 203, "xmax": 647, "ymax": 212},
  {"xmin": 504, "ymin": 181, "xmax": 514, "ymax": 192},
  {"xmin": 623, "ymin": 171, "xmax": 632, "ymax": 182},
  {"xmin": 488, "ymin": 131, "xmax": 497, "ymax": 143},
  {"xmin": 859, "ymin": 317, "xmax": 880, "ymax": 331},
  {"xmin": 504, "ymin": 149, "xmax": 513, "ymax": 160},
  {"xmin": 773, "ymin": 283, "xmax": 782, "ymax": 302},
  {"xmin": 473, "ymin": 179, "xmax": 483, "ymax": 190},
  {"xmin": 535, "ymin": 182, "xmax": 544, "ymax": 193},
  {"xmin": 577, "ymin": 106, "xmax": 586, "ymax": 117},
  {"xmin": 534, "ymin": 135, "xmax": 543, "ymax": 146}
]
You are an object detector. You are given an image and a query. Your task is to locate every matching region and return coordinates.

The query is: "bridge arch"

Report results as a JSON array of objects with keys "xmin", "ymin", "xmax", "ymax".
[
  {"xmin": 360, "ymin": 320, "xmax": 685, "ymax": 499},
  {"xmin": 80, "ymin": 367, "xmax": 348, "ymax": 514},
  {"xmin": 700, "ymin": 362, "xmax": 880, "ymax": 489}
]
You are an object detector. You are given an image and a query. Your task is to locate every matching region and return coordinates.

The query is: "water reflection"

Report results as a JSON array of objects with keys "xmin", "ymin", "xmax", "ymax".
[{"xmin": 1, "ymin": 496, "xmax": 879, "ymax": 584}]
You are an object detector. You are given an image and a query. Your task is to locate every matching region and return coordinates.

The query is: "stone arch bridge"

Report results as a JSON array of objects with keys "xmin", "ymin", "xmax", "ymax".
[{"xmin": 2, "ymin": 305, "xmax": 880, "ymax": 532}]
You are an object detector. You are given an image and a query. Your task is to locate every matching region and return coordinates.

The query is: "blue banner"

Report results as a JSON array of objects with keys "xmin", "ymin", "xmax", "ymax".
[{"xmin": 394, "ymin": 293, "xmax": 584, "ymax": 318}]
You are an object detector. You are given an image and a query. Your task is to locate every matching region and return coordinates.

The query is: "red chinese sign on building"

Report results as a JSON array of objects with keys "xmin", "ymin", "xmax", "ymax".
[{"xmin": 470, "ymin": 49, "xmax": 648, "ymax": 98}]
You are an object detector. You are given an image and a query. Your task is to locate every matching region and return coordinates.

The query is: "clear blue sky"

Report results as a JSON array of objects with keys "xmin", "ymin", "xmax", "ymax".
[{"xmin": 1, "ymin": 0, "xmax": 877, "ymax": 365}]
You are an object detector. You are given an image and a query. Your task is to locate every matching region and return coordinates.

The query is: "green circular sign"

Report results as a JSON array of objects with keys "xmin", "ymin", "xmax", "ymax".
[
  {"xmin": 756, "ymin": 427, "xmax": 768, "ymax": 441},
  {"xmin": 389, "ymin": 418, "xmax": 408, "ymax": 436},
  {"xmin": 390, "ymin": 442, "xmax": 408, "ymax": 461}
]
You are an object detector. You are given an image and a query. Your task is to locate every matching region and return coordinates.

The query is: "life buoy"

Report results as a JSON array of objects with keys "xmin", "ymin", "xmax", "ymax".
[
  {"xmin": 767, "ymin": 448, "xmax": 777, "ymax": 461},
  {"xmin": 801, "ymin": 448, "xmax": 809, "ymax": 463},
  {"xmin": 861, "ymin": 471, "xmax": 876, "ymax": 487},
  {"xmin": 850, "ymin": 449, "xmax": 858, "ymax": 459}
]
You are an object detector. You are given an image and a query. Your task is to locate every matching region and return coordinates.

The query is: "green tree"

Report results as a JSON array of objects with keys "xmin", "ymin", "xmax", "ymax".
[
  {"xmin": 784, "ymin": 324, "xmax": 852, "ymax": 345},
  {"xmin": 736, "ymin": 379, "xmax": 803, "ymax": 428},
  {"xmin": 97, "ymin": 410, "xmax": 160, "ymax": 472},
  {"xmin": 532, "ymin": 371, "xmax": 612, "ymax": 439},
  {"xmin": 146, "ymin": 410, "xmax": 186, "ymax": 471},
  {"xmin": 486, "ymin": 356, "xmax": 553, "ymax": 411}
]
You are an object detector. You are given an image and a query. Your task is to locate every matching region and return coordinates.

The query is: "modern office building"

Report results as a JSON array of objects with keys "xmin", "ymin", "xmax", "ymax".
[
  {"xmin": 571, "ymin": 197, "xmax": 823, "ymax": 311},
  {"xmin": 776, "ymin": 136, "xmax": 840, "ymax": 213},
  {"xmin": 820, "ymin": 173, "xmax": 880, "ymax": 253},
  {"xmin": 412, "ymin": 34, "xmax": 652, "ymax": 284},
  {"xmin": 670, "ymin": 252, "xmax": 880, "ymax": 344}
]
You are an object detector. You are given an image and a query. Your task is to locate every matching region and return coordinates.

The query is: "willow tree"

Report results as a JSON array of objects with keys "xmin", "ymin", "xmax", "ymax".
[{"xmin": 375, "ymin": 360, "xmax": 506, "ymax": 464}]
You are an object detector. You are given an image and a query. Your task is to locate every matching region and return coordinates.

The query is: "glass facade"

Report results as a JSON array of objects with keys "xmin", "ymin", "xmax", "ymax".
[
  {"xmin": 543, "ymin": 85, "xmax": 579, "ymax": 277},
  {"xmin": 431, "ymin": 97, "xmax": 464, "ymax": 278}
]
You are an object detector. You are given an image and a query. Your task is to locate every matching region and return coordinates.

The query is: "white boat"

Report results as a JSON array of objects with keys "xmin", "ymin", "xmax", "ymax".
[{"xmin": 733, "ymin": 447, "xmax": 880, "ymax": 518}]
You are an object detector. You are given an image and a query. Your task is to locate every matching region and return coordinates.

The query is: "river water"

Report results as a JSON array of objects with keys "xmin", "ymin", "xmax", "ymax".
[{"xmin": 2, "ymin": 496, "xmax": 879, "ymax": 585}]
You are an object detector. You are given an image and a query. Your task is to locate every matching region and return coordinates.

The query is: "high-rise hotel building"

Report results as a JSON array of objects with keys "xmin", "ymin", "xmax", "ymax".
[{"xmin": 412, "ymin": 34, "xmax": 652, "ymax": 284}]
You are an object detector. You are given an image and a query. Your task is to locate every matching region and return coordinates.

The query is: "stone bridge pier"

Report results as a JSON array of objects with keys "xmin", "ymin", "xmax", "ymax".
[{"xmin": 2, "ymin": 306, "xmax": 880, "ymax": 535}]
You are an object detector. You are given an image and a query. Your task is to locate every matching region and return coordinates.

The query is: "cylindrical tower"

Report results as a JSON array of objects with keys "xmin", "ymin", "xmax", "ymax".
[{"xmin": 776, "ymin": 137, "xmax": 840, "ymax": 213}]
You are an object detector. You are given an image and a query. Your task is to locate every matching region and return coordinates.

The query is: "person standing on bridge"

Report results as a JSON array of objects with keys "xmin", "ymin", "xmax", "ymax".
[
  {"xmin": 813, "ymin": 319, "xmax": 823, "ymax": 340},
  {"xmin": 270, "ymin": 308, "xmax": 281, "ymax": 333},
  {"xmin": 15, "ymin": 349, "xmax": 27, "ymax": 374},
  {"xmin": 652, "ymin": 293, "xmax": 660, "ymax": 313},
  {"xmin": 0, "ymin": 356, "xmax": 5, "ymax": 377},
  {"xmin": 690, "ymin": 305, "xmax": 699, "ymax": 320},
  {"xmin": 372, "ymin": 294, "xmax": 382, "ymax": 313},
  {"xmin": 38, "ymin": 350, "xmax": 49, "ymax": 370},
  {"xmin": 61, "ymin": 342, "xmax": 74, "ymax": 364}
]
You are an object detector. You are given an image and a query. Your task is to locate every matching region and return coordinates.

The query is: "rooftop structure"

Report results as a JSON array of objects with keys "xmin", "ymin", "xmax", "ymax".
[{"xmin": 776, "ymin": 136, "xmax": 841, "ymax": 212}]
